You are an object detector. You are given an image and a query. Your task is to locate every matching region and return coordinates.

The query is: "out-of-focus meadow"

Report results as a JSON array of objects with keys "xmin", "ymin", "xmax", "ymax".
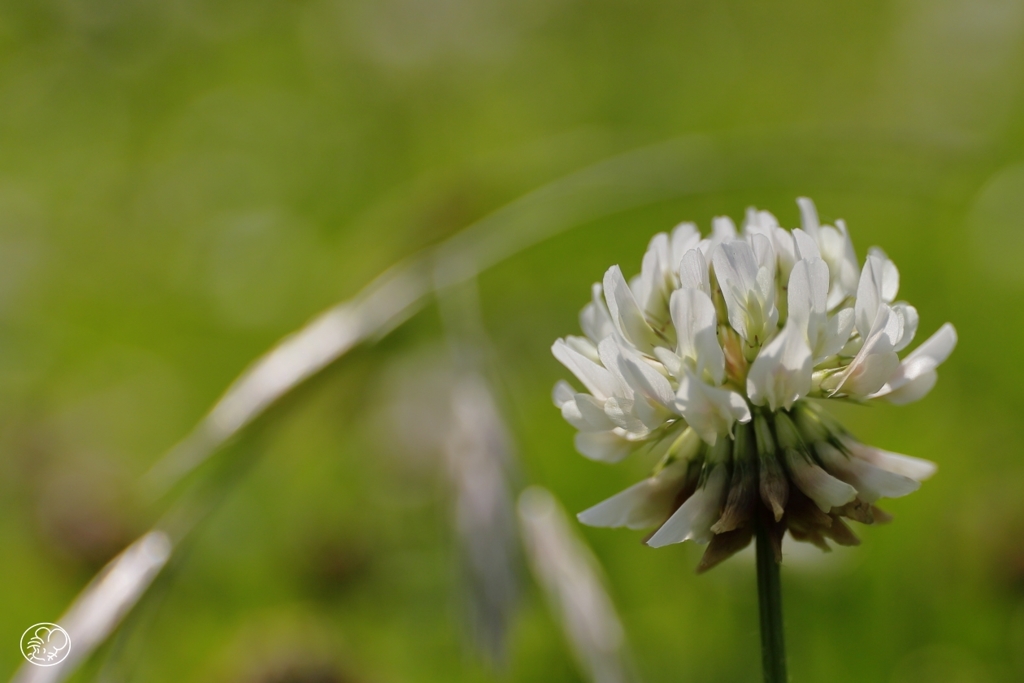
[{"xmin": 2, "ymin": 1, "xmax": 1024, "ymax": 681}]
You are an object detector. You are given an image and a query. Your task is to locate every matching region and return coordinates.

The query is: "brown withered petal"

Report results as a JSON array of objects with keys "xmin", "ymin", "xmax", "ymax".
[
  {"xmin": 834, "ymin": 498, "xmax": 875, "ymax": 525},
  {"xmin": 785, "ymin": 490, "xmax": 837, "ymax": 551},
  {"xmin": 697, "ymin": 527, "xmax": 754, "ymax": 574},
  {"xmin": 759, "ymin": 452, "xmax": 789, "ymax": 522},
  {"xmin": 870, "ymin": 505, "xmax": 893, "ymax": 524},
  {"xmin": 711, "ymin": 465, "xmax": 756, "ymax": 534},
  {"xmin": 823, "ymin": 516, "xmax": 861, "ymax": 547},
  {"xmin": 762, "ymin": 513, "xmax": 786, "ymax": 563},
  {"xmin": 786, "ymin": 490, "xmax": 833, "ymax": 529},
  {"xmin": 789, "ymin": 527, "xmax": 831, "ymax": 552}
]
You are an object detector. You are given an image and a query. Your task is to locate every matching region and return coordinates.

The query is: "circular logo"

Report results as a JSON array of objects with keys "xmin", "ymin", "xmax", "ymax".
[{"xmin": 20, "ymin": 623, "xmax": 71, "ymax": 667}]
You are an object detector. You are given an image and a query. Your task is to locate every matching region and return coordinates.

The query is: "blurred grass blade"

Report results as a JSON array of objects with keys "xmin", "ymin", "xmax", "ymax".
[
  {"xmin": 145, "ymin": 135, "xmax": 719, "ymax": 491},
  {"xmin": 445, "ymin": 373, "xmax": 520, "ymax": 663},
  {"xmin": 518, "ymin": 487, "xmax": 635, "ymax": 683},
  {"xmin": 145, "ymin": 261, "xmax": 431, "ymax": 488},
  {"xmin": 12, "ymin": 532, "xmax": 172, "ymax": 683}
]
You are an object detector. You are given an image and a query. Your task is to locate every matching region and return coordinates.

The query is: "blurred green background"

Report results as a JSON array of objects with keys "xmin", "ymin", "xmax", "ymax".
[{"xmin": 1, "ymin": 0, "xmax": 1023, "ymax": 681}]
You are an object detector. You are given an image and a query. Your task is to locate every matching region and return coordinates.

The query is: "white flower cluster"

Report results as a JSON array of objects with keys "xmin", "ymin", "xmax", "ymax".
[{"xmin": 552, "ymin": 198, "xmax": 956, "ymax": 569}]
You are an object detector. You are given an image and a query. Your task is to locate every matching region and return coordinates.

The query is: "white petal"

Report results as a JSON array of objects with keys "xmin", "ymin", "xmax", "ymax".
[
  {"xmin": 818, "ymin": 220, "xmax": 859, "ymax": 310},
  {"xmin": 771, "ymin": 227, "xmax": 798, "ymax": 279},
  {"xmin": 868, "ymin": 247, "xmax": 900, "ymax": 302},
  {"xmin": 842, "ymin": 351, "xmax": 900, "ymax": 397},
  {"xmin": 746, "ymin": 325, "xmax": 813, "ymax": 411},
  {"xmin": 560, "ymin": 397, "xmax": 586, "ymax": 429},
  {"xmin": 552, "ymin": 380, "xmax": 575, "ymax": 408},
  {"xmin": 750, "ymin": 232, "xmax": 776, "ymax": 278},
  {"xmin": 839, "ymin": 329, "xmax": 863, "ymax": 356},
  {"xmin": 678, "ymin": 248, "xmax": 712, "ymax": 297},
  {"xmin": 635, "ymin": 232, "xmax": 672, "ymax": 317},
  {"xmin": 646, "ymin": 465, "xmax": 728, "ymax": 546},
  {"xmin": 574, "ymin": 431, "xmax": 636, "ymax": 463},
  {"xmin": 819, "ymin": 307, "xmax": 856, "ymax": 362},
  {"xmin": 697, "ymin": 216, "xmax": 737, "ymax": 258},
  {"xmin": 597, "ymin": 337, "xmax": 633, "ymax": 399},
  {"xmin": 890, "ymin": 302, "xmax": 919, "ymax": 353},
  {"xmin": 816, "ymin": 442, "xmax": 920, "ymax": 503},
  {"xmin": 575, "ymin": 394, "xmax": 616, "ymax": 431},
  {"xmin": 616, "ymin": 344, "xmax": 676, "ymax": 410},
  {"xmin": 877, "ymin": 305, "xmax": 904, "ymax": 348},
  {"xmin": 855, "ymin": 254, "xmax": 884, "ymax": 338},
  {"xmin": 787, "ymin": 258, "xmax": 829, "ymax": 343},
  {"xmin": 552, "ymin": 339, "xmax": 618, "ymax": 400},
  {"xmin": 742, "ymin": 207, "xmax": 779, "ymax": 233},
  {"xmin": 856, "ymin": 250, "xmax": 901, "ymax": 338},
  {"xmin": 902, "ymin": 322, "xmax": 957, "ymax": 373},
  {"xmin": 711, "ymin": 215, "xmax": 737, "ymax": 240},
  {"xmin": 797, "ymin": 197, "xmax": 820, "ymax": 238},
  {"xmin": 578, "ymin": 459, "xmax": 690, "ymax": 529},
  {"xmin": 713, "ymin": 240, "xmax": 761, "ymax": 341},
  {"xmin": 884, "ymin": 370, "xmax": 938, "ymax": 405},
  {"xmin": 829, "ymin": 304, "xmax": 902, "ymax": 397},
  {"xmin": 670, "ymin": 222, "xmax": 702, "ymax": 266},
  {"xmin": 792, "ymin": 228, "xmax": 821, "ymax": 261},
  {"xmin": 872, "ymin": 323, "xmax": 957, "ymax": 400},
  {"xmin": 675, "ymin": 369, "xmax": 751, "ymax": 445},
  {"xmin": 603, "ymin": 396, "xmax": 649, "ymax": 436},
  {"xmin": 746, "ymin": 233, "xmax": 780, "ymax": 342},
  {"xmin": 842, "ymin": 438, "xmax": 937, "ymax": 481},
  {"xmin": 726, "ymin": 390, "xmax": 752, "ymax": 421},
  {"xmin": 633, "ymin": 395, "xmax": 673, "ymax": 433},
  {"xmin": 603, "ymin": 265, "xmax": 658, "ymax": 353},
  {"xmin": 597, "ymin": 345, "xmax": 666, "ymax": 435},
  {"xmin": 565, "ymin": 335, "xmax": 599, "ymax": 361},
  {"xmin": 712, "ymin": 239, "xmax": 758, "ymax": 286},
  {"xmin": 670, "ymin": 287, "xmax": 725, "ymax": 384},
  {"xmin": 755, "ymin": 264, "xmax": 778, "ymax": 318},
  {"xmin": 784, "ymin": 449, "xmax": 858, "ymax": 513},
  {"xmin": 652, "ymin": 347, "xmax": 683, "ymax": 379},
  {"xmin": 580, "ymin": 283, "xmax": 616, "ymax": 344}
]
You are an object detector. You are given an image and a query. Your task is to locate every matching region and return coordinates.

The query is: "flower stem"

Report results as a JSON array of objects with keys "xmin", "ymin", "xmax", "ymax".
[{"xmin": 756, "ymin": 522, "xmax": 787, "ymax": 683}]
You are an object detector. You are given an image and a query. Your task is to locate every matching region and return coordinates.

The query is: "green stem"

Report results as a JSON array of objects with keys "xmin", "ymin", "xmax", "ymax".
[{"xmin": 756, "ymin": 523, "xmax": 788, "ymax": 683}]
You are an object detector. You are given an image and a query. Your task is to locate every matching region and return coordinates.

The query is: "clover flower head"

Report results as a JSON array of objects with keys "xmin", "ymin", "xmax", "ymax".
[{"xmin": 552, "ymin": 198, "xmax": 957, "ymax": 571}]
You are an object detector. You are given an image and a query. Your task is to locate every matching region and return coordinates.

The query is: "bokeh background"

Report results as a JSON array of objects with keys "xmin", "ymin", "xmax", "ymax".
[{"xmin": 2, "ymin": 0, "xmax": 1024, "ymax": 681}]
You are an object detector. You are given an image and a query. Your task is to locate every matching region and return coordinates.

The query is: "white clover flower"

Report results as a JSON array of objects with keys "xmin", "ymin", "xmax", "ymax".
[{"xmin": 552, "ymin": 198, "xmax": 957, "ymax": 572}]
